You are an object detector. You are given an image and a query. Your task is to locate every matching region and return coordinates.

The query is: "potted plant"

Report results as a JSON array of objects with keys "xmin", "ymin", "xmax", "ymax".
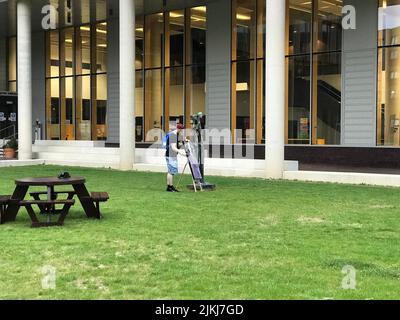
[{"xmin": 3, "ymin": 137, "xmax": 18, "ymax": 160}]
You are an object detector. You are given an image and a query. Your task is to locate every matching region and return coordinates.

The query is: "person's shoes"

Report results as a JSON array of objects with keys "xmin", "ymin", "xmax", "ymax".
[
  {"xmin": 166, "ymin": 186, "xmax": 176, "ymax": 192},
  {"xmin": 171, "ymin": 186, "xmax": 180, "ymax": 192}
]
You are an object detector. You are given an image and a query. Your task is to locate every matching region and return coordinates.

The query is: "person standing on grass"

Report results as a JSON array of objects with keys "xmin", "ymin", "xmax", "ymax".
[{"xmin": 165, "ymin": 123, "xmax": 186, "ymax": 192}]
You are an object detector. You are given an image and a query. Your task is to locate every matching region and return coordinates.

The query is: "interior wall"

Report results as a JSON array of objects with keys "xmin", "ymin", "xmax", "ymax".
[
  {"xmin": 106, "ymin": 9, "xmax": 120, "ymax": 144},
  {"xmin": 342, "ymin": 0, "xmax": 378, "ymax": 146}
]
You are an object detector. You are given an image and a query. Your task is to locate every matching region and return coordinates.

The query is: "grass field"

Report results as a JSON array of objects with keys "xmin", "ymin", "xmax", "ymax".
[{"xmin": 0, "ymin": 165, "xmax": 399, "ymax": 300}]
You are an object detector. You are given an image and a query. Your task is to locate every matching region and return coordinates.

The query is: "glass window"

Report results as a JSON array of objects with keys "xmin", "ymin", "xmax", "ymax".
[
  {"xmin": 316, "ymin": 0, "xmax": 343, "ymax": 52},
  {"xmin": 190, "ymin": 7, "xmax": 207, "ymax": 65},
  {"xmin": 136, "ymin": 16, "xmax": 144, "ymax": 70},
  {"xmin": 61, "ymin": 76, "xmax": 75, "ymax": 140},
  {"xmin": 96, "ymin": 74, "xmax": 107, "ymax": 140},
  {"xmin": 288, "ymin": 0, "xmax": 312, "ymax": 55},
  {"xmin": 187, "ymin": 65, "xmax": 206, "ymax": 120},
  {"xmin": 80, "ymin": 0, "xmax": 90, "ymax": 24},
  {"xmin": 135, "ymin": 71, "xmax": 144, "ymax": 142},
  {"xmin": 234, "ymin": 61, "xmax": 255, "ymax": 143},
  {"xmin": 61, "ymin": 27, "xmax": 74, "ymax": 76},
  {"xmin": 45, "ymin": 16, "xmax": 108, "ymax": 141},
  {"xmin": 286, "ymin": 0, "xmax": 342, "ymax": 145},
  {"xmin": 168, "ymin": 67, "xmax": 184, "ymax": 129},
  {"xmin": 8, "ymin": 82, "xmax": 17, "ymax": 93},
  {"xmin": 145, "ymin": 69, "xmax": 163, "ymax": 140},
  {"xmin": 287, "ymin": 55, "xmax": 311, "ymax": 145},
  {"xmin": 377, "ymin": 47, "xmax": 400, "ymax": 146},
  {"xmin": 48, "ymin": 78, "xmax": 60, "ymax": 140},
  {"xmin": 169, "ymin": 10, "xmax": 184, "ymax": 66},
  {"xmin": 96, "ymin": 0, "xmax": 107, "ymax": 21},
  {"xmin": 145, "ymin": 13, "xmax": 164, "ymax": 69},
  {"xmin": 379, "ymin": 0, "xmax": 400, "ymax": 46},
  {"xmin": 234, "ymin": 0, "xmax": 257, "ymax": 61},
  {"xmin": 48, "ymin": 31, "xmax": 59, "ymax": 78},
  {"xmin": 77, "ymin": 25, "xmax": 91, "ymax": 75},
  {"xmin": 76, "ymin": 75, "xmax": 91, "ymax": 140},
  {"xmin": 8, "ymin": 37, "xmax": 16, "ymax": 82},
  {"xmin": 316, "ymin": 53, "xmax": 341, "ymax": 145},
  {"xmin": 96, "ymin": 22, "xmax": 107, "ymax": 73}
]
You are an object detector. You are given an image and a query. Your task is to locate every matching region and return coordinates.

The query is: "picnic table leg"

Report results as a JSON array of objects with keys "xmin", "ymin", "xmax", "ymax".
[
  {"xmin": 31, "ymin": 193, "xmax": 46, "ymax": 213},
  {"xmin": 2, "ymin": 185, "xmax": 29, "ymax": 224},
  {"xmin": 56, "ymin": 202, "xmax": 74, "ymax": 226},
  {"xmin": 24, "ymin": 204, "xmax": 41, "ymax": 228},
  {"xmin": 73, "ymin": 183, "xmax": 99, "ymax": 219}
]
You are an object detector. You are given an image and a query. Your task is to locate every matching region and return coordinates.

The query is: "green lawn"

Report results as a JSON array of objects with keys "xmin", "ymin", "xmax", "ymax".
[{"xmin": 0, "ymin": 165, "xmax": 399, "ymax": 300}]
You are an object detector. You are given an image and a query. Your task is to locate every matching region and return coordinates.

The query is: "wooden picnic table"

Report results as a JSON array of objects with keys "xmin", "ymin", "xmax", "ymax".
[{"xmin": 2, "ymin": 176, "xmax": 100, "ymax": 227}]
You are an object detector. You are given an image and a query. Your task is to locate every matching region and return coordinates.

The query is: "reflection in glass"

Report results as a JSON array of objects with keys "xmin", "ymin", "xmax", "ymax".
[
  {"xmin": 379, "ymin": 0, "xmax": 400, "ymax": 46},
  {"xmin": 145, "ymin": 13, "xmax": 164, "ymax": 69},
  {"xmin": 378, "ymin": 47, "xmax": 400, "ymax": 146},
  {"xmin": 135, "ymin": 71, "xmax": 144, "ymax": 142},
  {"xmin": 145, "ymin": 69, "xmax": 163, "ymax": 141},
  {"xmin": 136, "ymin": 16, "xmax": 144, "ymax": 70},
  {"xmin": 168, "ymin": 67, "xmax": 184, "ymax": 128},
  {"xmin": 190, "ymin": 7, "xmax": 207, "ymax": 65},
  {"xmin": 80, "ymin": 0, "xmax": 90, "ymax": 24},
  {"xmin": 96, "ymin": 0, "xmax": 107, "ymax": 21},
  {"xmin": 187, "ymin": 65, "xmax": 206, "ymax": 119},
  {"xmin": 169, "ymin": 11, "xmax": 184, "ymax": 66},
  {"xmin": 48, "ymin": 31, "xmax": 59, "ymax": 77},
  {"xmin": 62, "ymin": 28, "xmax": 74, "ymax": 76},
  {"xmin": 76, "ymin": 75, "xmax": 91, "ymax": 140},
  {"xmin": 288, "ymin": 0, "xmax": 312, "ymax": 55},
  {"xmin": 234, "ymin": 0, "xmax": 256, "ymax": 60},
  {"xmin": 288, "ymin": 55, "xmax": 311, "ymax": 144},
  {"xmin": 8, "ymin": 37, "xmax": 16, "ymax": 82},
  {"xmin": 96, "ymin": 22, "xmax": 107, "ymax": 73},
  {"xmin": 234, "ymin": 61, "xmax": 255, "ymax": 142},
  {"xmin": 77, "ymin": 25, "xmax": 91, "ymax": 75},
  {"xmin": 8, "ymin": 82, "xmax": 17, "ymax": 93},
  {"xmin": 49, "ymin": 78, "xmax": 60, "ymax": 139},
  {"xmin": 61, "ymin": 77, "xmax": 75, "ymax": 140},
  {"xmin": 316, "ymin": 0, "xmax": 342, "ymax": 52},
  {"xmin": 316, "ymin": 53, "xmax": 341, "ymax": 145},
  {"xmin": 96, "ymin": 74, "xmax": 107, "ymax": 140}
]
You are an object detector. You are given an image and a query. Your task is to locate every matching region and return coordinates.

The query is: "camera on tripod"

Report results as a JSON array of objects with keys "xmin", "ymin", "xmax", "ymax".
[{"xmin": 190, "ymin": 112, "xmax": 205, "ymax": 129}]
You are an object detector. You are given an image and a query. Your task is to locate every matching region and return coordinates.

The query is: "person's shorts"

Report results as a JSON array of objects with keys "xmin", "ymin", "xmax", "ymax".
[{"xmin": 166, "ymin": 157, "xmax": 178, "ymax": 175}]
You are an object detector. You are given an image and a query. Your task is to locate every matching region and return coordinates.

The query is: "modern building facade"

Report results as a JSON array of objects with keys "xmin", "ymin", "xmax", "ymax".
[{"xmin": 1, "ymin": 0, "xmax": 400, "ymax": 176}]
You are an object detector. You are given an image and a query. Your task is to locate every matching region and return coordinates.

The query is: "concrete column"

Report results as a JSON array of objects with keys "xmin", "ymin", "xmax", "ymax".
[
  {"xmin": 119, "ymin": 0, "xmax": 135, "ymax": 170},
  {"xmin": 265, "ymin": 0, "xmax": 286, "ymax": 179},
  {"xmin": 17, "ymin": 0, "xmax": 32, "ymax": 160}
]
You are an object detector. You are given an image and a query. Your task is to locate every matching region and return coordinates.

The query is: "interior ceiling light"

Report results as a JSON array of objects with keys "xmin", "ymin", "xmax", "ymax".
[{"xmin": 237, "ymin": 13, "xmax": 251, "ymax": 21}]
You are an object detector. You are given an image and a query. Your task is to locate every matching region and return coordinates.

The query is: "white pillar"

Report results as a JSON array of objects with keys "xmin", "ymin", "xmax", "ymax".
[
  {"xmin": 17, "ymin": 0, "xmax": 32, "ymax": 160},
  {"xmin": 119, "ymin": 0, "xmax": 136, "ymax": 170},
  {"xmin": 265, "ymin": 0, "xmax": 286, "ymax": 179}
]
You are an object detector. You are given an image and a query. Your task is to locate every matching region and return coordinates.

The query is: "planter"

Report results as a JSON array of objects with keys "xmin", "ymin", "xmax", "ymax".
[{"xmin": 3, "ymin": 148, "xmax": 16, "ymax": 160}]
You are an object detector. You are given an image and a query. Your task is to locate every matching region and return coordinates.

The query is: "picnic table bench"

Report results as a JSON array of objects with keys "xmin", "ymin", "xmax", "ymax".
[
  {"xmin": 1, "ymin": 177, "xmax": 109, "ymax": 228},
  {"xmin": 20, "ymin": 199, "xmax": 75, "ymax": 228}
]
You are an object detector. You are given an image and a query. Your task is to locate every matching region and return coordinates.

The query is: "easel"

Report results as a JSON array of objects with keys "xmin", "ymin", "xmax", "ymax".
[{"xmin": 176, "ymin": 142, "xmax": 203, "ymax": 193}]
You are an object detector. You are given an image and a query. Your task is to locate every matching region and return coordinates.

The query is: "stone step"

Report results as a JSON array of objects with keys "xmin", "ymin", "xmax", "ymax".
[
  {"xmin": 34, "ymin": 140, "xmax": 106, "ymax": 148},
  {"xmin": 32, "ymin": 145, "xmax": 120, "ymax": 155},
  {"xmin": 34, "ymin": 151, "xmax": 120, "ymax": 162},
  {"xmin": 44, "ymin": 159, "xmax": 119, "ymax": 169}
]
